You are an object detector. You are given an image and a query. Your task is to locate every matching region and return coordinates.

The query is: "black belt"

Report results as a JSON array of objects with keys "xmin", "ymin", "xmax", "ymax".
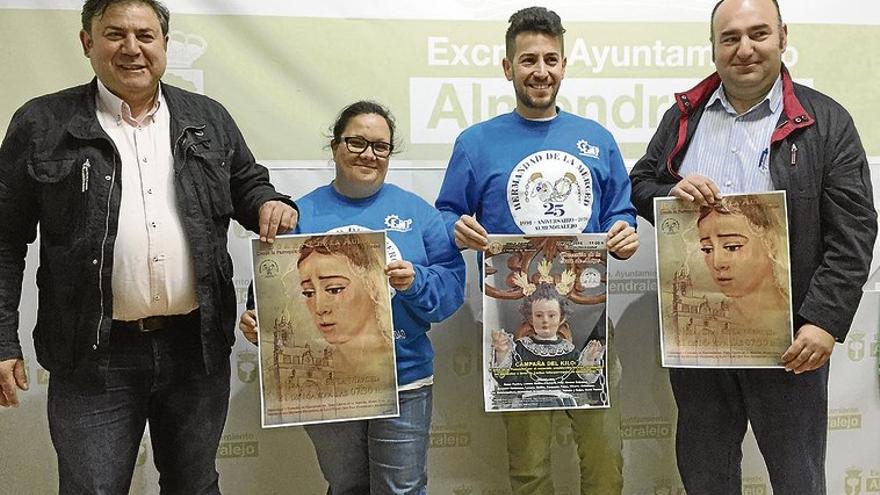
[{"xmin": 112, "ymin": 310, "xmax": 199, "ymax": 333}]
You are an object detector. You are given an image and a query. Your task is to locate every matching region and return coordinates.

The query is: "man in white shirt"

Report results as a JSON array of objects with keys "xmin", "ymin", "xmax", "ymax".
[{"xmin": 0, "ymin": 1, "xmax": 297, "ymax": 492}]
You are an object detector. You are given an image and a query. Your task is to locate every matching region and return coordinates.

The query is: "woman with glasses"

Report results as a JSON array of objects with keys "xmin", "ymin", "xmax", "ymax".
[{"xmin": 239, "ymin": 100, "xmax": 465, "ymax": 494}]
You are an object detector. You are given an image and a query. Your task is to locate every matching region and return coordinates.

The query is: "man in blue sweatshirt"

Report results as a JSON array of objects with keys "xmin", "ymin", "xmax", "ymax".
[{"xmin": 435, "ymin": 7, "xmax": 638, "ymax": 495}]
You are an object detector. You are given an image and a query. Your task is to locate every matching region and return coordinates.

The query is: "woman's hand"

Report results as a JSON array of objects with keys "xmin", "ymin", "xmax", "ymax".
[{"xmin": 386, "ymin": 260, "xmax": 416, "ymax": 291}]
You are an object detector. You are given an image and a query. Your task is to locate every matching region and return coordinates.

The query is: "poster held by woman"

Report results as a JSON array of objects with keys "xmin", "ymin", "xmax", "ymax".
[{"xmin": 251, "ymin": 231, "xmax": 398, "ymax": 427}]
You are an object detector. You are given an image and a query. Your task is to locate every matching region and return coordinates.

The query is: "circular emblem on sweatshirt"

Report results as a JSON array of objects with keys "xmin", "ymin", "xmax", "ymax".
[{"xmin": 507, "ymin": 150, "xmax": 593, "ymax": 234}]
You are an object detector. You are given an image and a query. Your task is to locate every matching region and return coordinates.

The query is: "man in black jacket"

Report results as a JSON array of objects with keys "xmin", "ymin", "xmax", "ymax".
[
  {"xmin": 0, "ymin": 0, "xmax": 296, "ymax": 493},
  {"xmin": 630, "ymin": 0, "xmax": 875, "ymax": 493}
]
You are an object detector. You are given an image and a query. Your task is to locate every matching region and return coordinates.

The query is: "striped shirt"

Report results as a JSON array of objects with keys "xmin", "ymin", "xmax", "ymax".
[{"xmin": 679, "ymin": 76, "xmax": 783, "ymax": 194}]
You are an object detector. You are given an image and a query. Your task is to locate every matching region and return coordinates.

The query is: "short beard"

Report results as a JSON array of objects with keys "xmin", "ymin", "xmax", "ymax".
[{"xmin": 513, "ymin": 81, "xmax": 560, "ymax": 114}]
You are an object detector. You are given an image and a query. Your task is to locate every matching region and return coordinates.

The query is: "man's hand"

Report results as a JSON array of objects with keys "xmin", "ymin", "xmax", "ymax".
[
  {"xmin": 670, "ymin": 174, "xmax": 722, "ymax": 206},
  {"xmin": 386, "ymin": 260, "xmax": 416, "ymax": 292},
  {"xmin": 258, "ymin": 200, "xmax": 298, "ymax": 244},
  {"xmin": 238, "ymin": 310, "xmax": 258, "ymax": 345},
  {"xmin": 0, "ymin": 358, "xmax": 28, "ymax": 407},
  {"xmin": 606, "ymin": 220, "xmax": 639, "ymax": 260},
  {"xmin": 781, "ymin": 323, "xmax": 836, "ymax": 374},
  {"xmin": 454, "ymin": 214, "xmax": 489, "ymax": 251}
]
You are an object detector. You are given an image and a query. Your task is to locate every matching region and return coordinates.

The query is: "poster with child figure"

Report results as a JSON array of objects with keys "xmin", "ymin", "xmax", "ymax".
[{"xmin": 483, "ymin": 234, "xmax": 610, "ymax": 412}]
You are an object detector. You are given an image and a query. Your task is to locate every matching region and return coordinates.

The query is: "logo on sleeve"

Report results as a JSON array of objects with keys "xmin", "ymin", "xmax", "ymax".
[
  {"xmin": 384, "ymin": 214, "xmax": 413, "ymax": 232},
  {"xmin": 576, "ymin": 139, "xmax": 600, "ymax": 159},
  {"xmin": 507, "ymin": 150, "xmax": 594, "ymax": 234}
]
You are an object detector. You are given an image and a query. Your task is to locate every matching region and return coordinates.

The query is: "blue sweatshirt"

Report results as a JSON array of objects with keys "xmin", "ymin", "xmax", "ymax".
[
  {"xmin": 292, "ymin": 183, "xmax": 465, "ymax": 386},
  {"xmin": 435, "ymin": 110, "xmax": 637, "ymax": 239}
]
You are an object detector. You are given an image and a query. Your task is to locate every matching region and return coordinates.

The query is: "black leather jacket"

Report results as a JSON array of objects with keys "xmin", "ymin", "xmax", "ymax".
[
  {"xmin": 630, "ymin": 68, "xmax": 876, "ymax": 342},
  {"xmin": 0, "ymin": 79, "xmax": 292, "ymax": 380}
]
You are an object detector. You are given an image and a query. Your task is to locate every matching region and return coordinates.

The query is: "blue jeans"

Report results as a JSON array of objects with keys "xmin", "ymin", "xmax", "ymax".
[
  {"xmin": 304, "ymin": 385, "xmax": 433, "ymax": 495},
  {"xmin": 47, "ymin": 315, "xmax": 230, "ymax": 495},
  {"xmin": 670, "ymin": 365, "xmax": 829, "ymax": 495}
]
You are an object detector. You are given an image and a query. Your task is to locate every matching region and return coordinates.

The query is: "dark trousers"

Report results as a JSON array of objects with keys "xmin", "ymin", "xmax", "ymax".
[
  {"xmin": 670, "ymin": 365, "xmax": 829, "ymax": 495},
  {"xmin": 47, "ymin": 316, "xmax": 230, "ymax": 495}
]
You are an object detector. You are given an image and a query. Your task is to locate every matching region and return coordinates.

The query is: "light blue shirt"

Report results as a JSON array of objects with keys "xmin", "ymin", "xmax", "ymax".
[{"xmin": 679, "ymin": 76, "xmax": 783, "ymax": 193}]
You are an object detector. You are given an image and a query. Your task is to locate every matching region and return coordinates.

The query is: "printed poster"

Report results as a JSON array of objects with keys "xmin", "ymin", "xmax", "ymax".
[
  {"xmin": 654, "ymin": 192, "xmax": 793, "ymax": 368},
  {"xmin": 483, "ymin": 234, "xmax": 610, "ymax": 412},
  {"xmin": 251, "ymin": 232, "xmax": 398, "ymax": 427}
]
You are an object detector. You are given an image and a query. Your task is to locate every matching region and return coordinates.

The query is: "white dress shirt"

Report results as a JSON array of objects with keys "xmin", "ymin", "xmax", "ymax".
[{"xmin": 95, "ymin": 80, "xmax": 199, "ymax": 321}]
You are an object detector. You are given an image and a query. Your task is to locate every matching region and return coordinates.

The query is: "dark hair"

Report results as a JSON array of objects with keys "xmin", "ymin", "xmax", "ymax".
[
  {"xmin": 710, "ymin": 0, "xmax": 782, "ymax": 42},
  {"xmin": 329, "ymin": 100, "xmax": 398, "ymax": 153},
  {"xmin": 505, "ymin": 6, "xmax": 565, "ymax": 59},
  {"xmin": 82, "ymin": 0, "xmax": 171, "ymax": 36},
  {"xmin": 518, "ymin": 283, "xmax": 569, "ymax": 322}
]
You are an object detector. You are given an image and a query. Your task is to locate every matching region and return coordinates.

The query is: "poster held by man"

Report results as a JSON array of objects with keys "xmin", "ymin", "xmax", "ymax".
[
  {"xmin": 654, "ymin": 191, "xmax": 793, "ymax": 368},
  {"xmin": 251, "ymin": 231, "xmax": 399, "ymax": 427},
  {"xmin": 483, "ymin": 234, "xmax": 610, "ymax": 412}
]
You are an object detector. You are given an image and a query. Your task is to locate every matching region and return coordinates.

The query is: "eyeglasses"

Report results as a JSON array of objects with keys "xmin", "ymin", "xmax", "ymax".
[{"xmin": 342, "ymin": 136, "xmax": 393, "ymax": 158}]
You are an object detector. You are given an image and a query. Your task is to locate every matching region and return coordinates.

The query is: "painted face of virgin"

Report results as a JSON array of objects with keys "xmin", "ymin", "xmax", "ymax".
[
  {"xmin": 299, "ymin": 252, "xmax": 373, "ymax": 345},
  {"xmin": 531, "ymin": 298, "xmax": 563, "ymax": 340},
  {"xmin": 698, "ymin": 211, "xmax": 774, "ymax": 298}
]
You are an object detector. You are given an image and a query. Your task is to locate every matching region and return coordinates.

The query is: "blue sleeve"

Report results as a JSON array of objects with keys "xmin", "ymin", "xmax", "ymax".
[
  {"xmin": 396, "ymin": 208, "xmax": 466, "ymax": 322},
  {"xmin": 435, "ymin": 137, "xmax": 479, "ymax": 248},
  {"xmin": 600, "ymin": 139, "xmax": 638, "ymax": 231}
]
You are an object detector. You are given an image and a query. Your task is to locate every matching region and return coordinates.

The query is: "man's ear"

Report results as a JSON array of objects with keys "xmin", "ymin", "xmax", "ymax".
[
  {"xmin": 502, "ymin": 57, "xmax": 514, "ymax": 81},
  {"xmin": 779, "ymin": 23, "xmax": 788, "ymax": 52},
  {"xmin": 79, "ymin": 30, "xmax": 93, "ymax": 57}
]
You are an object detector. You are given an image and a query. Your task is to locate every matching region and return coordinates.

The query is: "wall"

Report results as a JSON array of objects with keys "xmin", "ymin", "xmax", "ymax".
[{"xmin": 0, "ymin": 1, "xmax": 878, "ymax": 493}]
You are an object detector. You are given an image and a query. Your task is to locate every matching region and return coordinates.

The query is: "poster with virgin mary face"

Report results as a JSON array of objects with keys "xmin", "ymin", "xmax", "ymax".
[
  {"xmin": 482, "ymin": 234, "xmax": 610, "ymax": 412},
  {"xmin": 654, "ymin": 191, "xmax": 793, "ymax": 368},
  {"xmin": 251, "ymin": 231, "xmax": 398, "ymax": 427}
]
